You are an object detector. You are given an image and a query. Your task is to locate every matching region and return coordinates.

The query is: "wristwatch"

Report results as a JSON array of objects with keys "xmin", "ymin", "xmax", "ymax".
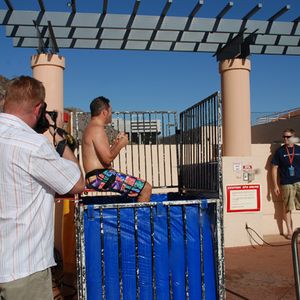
[{"xmin": 56, "ymin": 139, "xmax": 67, "ymax": 157}]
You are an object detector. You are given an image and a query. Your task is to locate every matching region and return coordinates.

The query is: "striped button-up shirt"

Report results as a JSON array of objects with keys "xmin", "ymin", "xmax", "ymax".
[{"xmin": 0, "ymin": 113, "xmax": 81, "ymax": 283}]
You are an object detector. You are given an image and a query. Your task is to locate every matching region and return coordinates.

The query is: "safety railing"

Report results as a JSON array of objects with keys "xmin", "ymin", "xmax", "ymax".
[
  {"xmin": 73, "ymin": 111, "xmax": 178, "ymax": 189},
  {"xmin": 254, "ymin": 107, "xmax": 300, "ymax": 125},
  {"xmin": 178, "ymin": 92, "xmax": 222, "ymax": 197},
  {"xmin": 292, "ymin": 227, "xmax": 300, "ymax": 300}
]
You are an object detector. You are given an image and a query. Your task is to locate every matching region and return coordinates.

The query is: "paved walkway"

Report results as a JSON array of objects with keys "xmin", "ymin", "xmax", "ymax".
[{"xmin": 225, "ymin": 235, "xmax": 297, "ymax": 300}]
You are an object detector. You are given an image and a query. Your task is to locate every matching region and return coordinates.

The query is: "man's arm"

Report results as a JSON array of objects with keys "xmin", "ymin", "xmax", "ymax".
[
  {"xmin": 47, "ymin": 113, "xmax": 85, "ymax": 194},
  {"xmin": 110, "ymin": 132, "xmax": 128, "ymax": 155},
  {"xmin": 271, "ymin": 164, "xmax": 280, "ymax": 196},
  {"xmin": 92, "ymin": 129, "xmax": 128, "ymax": 166},
  {"xmin": 53, "ymin": 134, "xmax": 85, "ymax": 194}
]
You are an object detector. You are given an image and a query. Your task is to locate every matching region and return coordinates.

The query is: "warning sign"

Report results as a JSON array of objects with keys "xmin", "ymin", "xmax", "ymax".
[{"xmin": 226, "ymin": 184, "xmax": 261, "ymax": 213}]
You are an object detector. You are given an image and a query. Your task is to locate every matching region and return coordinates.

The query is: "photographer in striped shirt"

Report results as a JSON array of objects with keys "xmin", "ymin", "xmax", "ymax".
[{"xmin": 0, "ymin": 76, "xmax": 85, "ymax": 300}]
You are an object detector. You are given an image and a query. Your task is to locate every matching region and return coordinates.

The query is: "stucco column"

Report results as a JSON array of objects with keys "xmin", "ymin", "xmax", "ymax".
[
  {"xmin": 31, "ymin": 53, "xmax": 65, "ymax": 112},
  {"xmin": 31, "ymin": 53, "xmax": 65, "ymax": 257},
  {"xmin": 219, "ymin": 58, "xmax": 251, "ymax": 156}
]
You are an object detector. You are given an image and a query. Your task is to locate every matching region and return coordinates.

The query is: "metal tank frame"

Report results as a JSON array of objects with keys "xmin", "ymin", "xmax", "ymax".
[{"xmin": 75, "ymin": 197, "xmax": 224, "ymax": 300}]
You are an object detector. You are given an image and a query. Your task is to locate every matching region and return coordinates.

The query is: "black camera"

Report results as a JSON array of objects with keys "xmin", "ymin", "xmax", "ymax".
[{"xmin": 34, "ymin": 102, "xmax": 58, "ymax": 133}]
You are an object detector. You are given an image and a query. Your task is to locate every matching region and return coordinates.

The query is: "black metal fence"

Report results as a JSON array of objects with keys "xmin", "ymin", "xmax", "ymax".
[
  {"xmin": 178, "ymin": 92, "xmax": 222, "ymax": 196},
  {"xmin": 72, "ymin": 94, "xmax": 222, "ymax": 194},
  {"xmin": 73, "ymin": 111, "xmax": 178, "ymax": 189}
]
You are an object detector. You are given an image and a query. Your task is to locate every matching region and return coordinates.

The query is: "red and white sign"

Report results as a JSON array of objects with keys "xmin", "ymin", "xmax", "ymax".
[
  {"xmin": 226, "ymin": 184, "xmax": 261, "ymax": 213},
  {"xmin": 243, "ymin": 164, "xmax": 253, "ymax": 171}
]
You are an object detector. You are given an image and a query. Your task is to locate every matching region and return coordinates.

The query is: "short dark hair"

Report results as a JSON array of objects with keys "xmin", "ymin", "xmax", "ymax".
[
  {"xmin": 283, "ymin": 128, "xmax": 295, "ymax": 135},
  {"xmin": 90, "ymin": 96, "xmax": 110, "ymax": 117}
]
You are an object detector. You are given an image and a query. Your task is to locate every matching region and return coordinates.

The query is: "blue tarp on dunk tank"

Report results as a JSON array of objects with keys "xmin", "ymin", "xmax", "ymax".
[{"xmin": 83, "ymin": 193, "xmax": 216, "ymax": 300}]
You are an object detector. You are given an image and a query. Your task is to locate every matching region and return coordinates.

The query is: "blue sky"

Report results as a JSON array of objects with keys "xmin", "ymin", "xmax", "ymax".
[{"xmin": 0, "ymin": 0, "xmax": 300, "ymax": 119}]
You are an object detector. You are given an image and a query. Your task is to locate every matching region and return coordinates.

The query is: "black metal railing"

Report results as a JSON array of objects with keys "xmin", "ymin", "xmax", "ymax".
[
  {"xmin": 292, "ymin": 227, "xmax": 300, "ymax": 300},
  {"xmin": 178, "ymin": 92, "xmax": 222, "ymax": 196},
  {"xmin": 74, "ymin": 111, "xmax": 178, "ymax": 189}
]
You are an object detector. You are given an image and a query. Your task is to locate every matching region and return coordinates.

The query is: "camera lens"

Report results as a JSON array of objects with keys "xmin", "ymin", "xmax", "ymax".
[
  {"xmin": 47, "ymin": 111, "xmax": 58, "ymax": 122},
  {"xmin": 34, "ymin": 103, "xmax": 58, "ymax": 133}
]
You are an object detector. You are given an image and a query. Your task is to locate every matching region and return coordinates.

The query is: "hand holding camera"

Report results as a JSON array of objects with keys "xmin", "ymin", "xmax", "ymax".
[
  {"xmin": 45, "ymin": 111, "xmax": 63, "ymax": 137},
  {"xmin": 35, "ymin": 102, "xmax": 58, "ymax": 134},
  {"xmin": 34, "ymin": 102, "xmax": 78, "ymax": 154}
]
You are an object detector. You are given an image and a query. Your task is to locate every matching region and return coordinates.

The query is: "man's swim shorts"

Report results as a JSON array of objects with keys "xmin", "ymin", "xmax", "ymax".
[{"xmin": 85, "ymin": 169, "xmax": 146, "ymax": 196}]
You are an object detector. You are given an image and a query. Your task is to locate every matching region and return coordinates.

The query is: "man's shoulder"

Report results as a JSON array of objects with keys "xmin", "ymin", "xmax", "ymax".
[
  {"xmin": 0, "ymin": 122, "xmax": 48, "ymax": 151},
  {"xmin": 84, "ymin": 122, "xmax": 105, "ymax": 137},
  {"xmin": 274, "ymin": 145, "xmax": 285, "ymax": 153},
  {"xmin": 82, "ymin": 124, "xmax": 102, "ymax": 149},
  {"xmin": 271, "ymin": 145, "xmax": 284, "ymax": 162},
  {"xmin": 20, "ymin": 133, "xmax": 51, "ymax": 155}
]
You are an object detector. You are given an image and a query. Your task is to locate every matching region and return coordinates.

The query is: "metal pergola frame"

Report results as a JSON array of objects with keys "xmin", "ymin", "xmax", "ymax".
[
  {"xmin": 0, "ymin": 2, "xmax": 298, "ymax": 299},
  {"xmin": 0, "ymin": 0, "xmax": 300, "ymax": 58}
]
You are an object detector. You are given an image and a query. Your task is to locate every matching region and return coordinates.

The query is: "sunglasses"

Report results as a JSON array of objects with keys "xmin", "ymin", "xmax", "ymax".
[{"xmin": 283, "ymin": 135, "xmax": 292, "ymax": 139}]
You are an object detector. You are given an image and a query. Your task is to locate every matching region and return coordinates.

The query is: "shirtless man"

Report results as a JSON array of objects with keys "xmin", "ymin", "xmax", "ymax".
[{"xmin": 82, "ymin": 96, "xmax": 152, "ymax": 202}]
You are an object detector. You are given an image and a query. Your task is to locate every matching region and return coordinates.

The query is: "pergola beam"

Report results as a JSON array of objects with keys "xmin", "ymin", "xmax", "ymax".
[
  {"xmin": 6, "ymin": 26, "xmax": 300, "ymax": 47},
  {"xmin": 216, "ymin": 2, "xmax": 233, "ymax": 19},
  {"xmin": 1, "ymin": 11, "xmax": 299, "ymax": 36},
  {"xmin": 121, "ymin": 0, "xmax": 140, "ymax": 49},
  {"xmin": 268, "ymin": 5, "xmax": 290, "ymax": 22},
  {"xmin": 67, "ymin": 0, "xmax": 76, "ymax": 14},
  {"xmin": 189, "ymin": 0, "xmax": 204, "ymax": 19},
  {"xmin": 37, "ymin": 0, "xmax": 45, "ymax": 12},
  {"xmin": 103, "ymin": 0, "xmax": 108, "ymax": 14},
  {"xmin": 0, "ymin": 5, "xmax": 299, "ymax": 56},
  {"xmin": 161, "ymin": 0, "xmax": 172, "ymax": 18},
  {"xmin": 47, "ymin": 20, "xmax": 59, "ymax": 53},
  {"xmin": 32, "ymin": 19, "xmax": 47, "ymax": 53},
  {"xmin": 146, "ymin": 0, "xmax": 172, "ymax": 50},
  {"xmin": 242, "ymin": 3, "xmax": 262, "ymax": 21},
  {"xmin": 3, "ymin": 0, "xmax": 13, "ymax": 11},
  {"xmin": 11, "ymin": 36, "xmax": 300, "ymax": 55}
]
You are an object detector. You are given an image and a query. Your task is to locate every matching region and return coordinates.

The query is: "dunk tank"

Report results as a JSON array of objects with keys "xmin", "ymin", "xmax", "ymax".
[{"xmin": 73, "ymin": 93, "xmax": 224, "ymax": 299}]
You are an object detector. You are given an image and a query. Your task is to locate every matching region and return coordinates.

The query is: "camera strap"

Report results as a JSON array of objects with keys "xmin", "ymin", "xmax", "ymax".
[
  {"xmin": 49, "ymin": 123, "xmax": 58, "ymax": 146},
  {"xmin": 49, "ymin": 124, "xmax": 77, "ymax": 152}
]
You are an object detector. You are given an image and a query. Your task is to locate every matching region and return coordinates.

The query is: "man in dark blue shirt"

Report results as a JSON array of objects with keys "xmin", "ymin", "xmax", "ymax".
[{"xmin": 271, "ymin": 128, "xmax": 300, "ymax": 239}]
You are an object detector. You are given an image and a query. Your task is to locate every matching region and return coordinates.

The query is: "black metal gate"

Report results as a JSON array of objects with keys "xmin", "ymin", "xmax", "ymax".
[{"xmin": 178, "ymin": 92, "xmax": 222, "ymax": 197}]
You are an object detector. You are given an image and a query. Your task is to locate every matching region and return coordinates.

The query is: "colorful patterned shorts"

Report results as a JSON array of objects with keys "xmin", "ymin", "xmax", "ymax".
[{"xmin": 85, "ymin": 169, "xmax": 146, "ymax": 197}]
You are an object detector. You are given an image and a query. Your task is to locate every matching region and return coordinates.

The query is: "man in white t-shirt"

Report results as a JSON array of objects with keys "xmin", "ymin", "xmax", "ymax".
[{"xmin": 0, "ymin": 76, "xmax": 85, "ymax": 300}]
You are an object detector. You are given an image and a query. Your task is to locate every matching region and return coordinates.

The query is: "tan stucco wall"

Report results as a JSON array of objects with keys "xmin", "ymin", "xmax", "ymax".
[
  {"xmin": 223, "ymin": 143, "xmax": 300, "ymax": 247},
  {"xmin": 252, "ymin": 116, "xmax": 300, "ymax": 143}
]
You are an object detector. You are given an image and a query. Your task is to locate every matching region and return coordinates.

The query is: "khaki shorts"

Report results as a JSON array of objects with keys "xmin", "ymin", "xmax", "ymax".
[
  {"xmin": 0, "ymin": 268, "xmax": 53, "ymax": 300},
  {"xmin": 281, "ymin": 182, "xmax": 300, "ymax": 211}
]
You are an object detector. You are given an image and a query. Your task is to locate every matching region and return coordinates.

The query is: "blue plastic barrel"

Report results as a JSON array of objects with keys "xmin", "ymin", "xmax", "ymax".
[{"xmin": 81, "ymin": 193, "xmax": 216, "ymax": 300}]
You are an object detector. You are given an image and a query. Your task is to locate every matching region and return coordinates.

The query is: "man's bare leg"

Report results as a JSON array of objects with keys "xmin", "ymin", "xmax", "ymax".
[
  {"xmin": 137, "ymin": 182, "xmax": 152, "ymax": 202},
  {"xmin": 284, "ymin": 207, "xmax": 293, "ymax": 238}
]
